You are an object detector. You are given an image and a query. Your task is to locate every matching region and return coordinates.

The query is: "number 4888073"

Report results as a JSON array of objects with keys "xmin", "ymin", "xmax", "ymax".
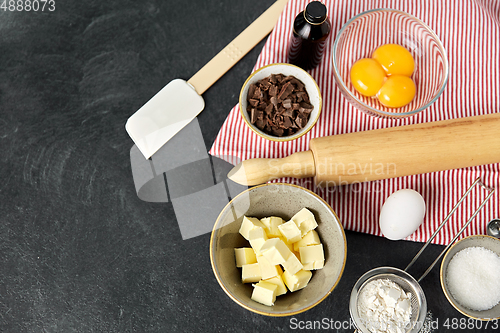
[{"xmin": 1, "ymin": 0, "xmax": 56, "ymax": 11}]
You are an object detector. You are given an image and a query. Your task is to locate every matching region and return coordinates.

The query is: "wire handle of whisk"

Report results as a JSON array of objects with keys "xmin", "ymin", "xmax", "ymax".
[{"xmin": 404, "ymin": 177, "xmax": 495, "ymax": 282}]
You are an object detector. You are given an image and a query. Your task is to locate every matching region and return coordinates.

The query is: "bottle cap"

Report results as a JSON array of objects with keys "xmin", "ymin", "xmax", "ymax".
[{"xmin": 304, "ymin": 1, "xmax": 327, "ymax": 25}]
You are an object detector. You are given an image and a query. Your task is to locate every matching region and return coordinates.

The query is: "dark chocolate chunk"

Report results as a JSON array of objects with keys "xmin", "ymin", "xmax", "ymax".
[
  {"xmin": 265, "ymin": 103, "xmax": 274, "ymax": 115},
  {"xmin": 282, "ymin": 99, "xmax": 292, "ymax": 109},
  {"xmin": 270, "ymin": 96, "xmax": 278, "ymax": 108},
  {"xmin": 283, "ymin": 116, "xmax": 293, "ymax": 129},
  {"xmin": 295, "ymin": 115, "xmax": 307, "ymax": 129},
  {"xmin": 252, "ymin": 86, "xmax": 262, "ymax": 100},
  {"xmin": 271, "ymin": 127, "xmax": 284, "ymax": 137},
  {"xmin": 301, "ymin": 91, "xmax": 310, "ymax": 103},
  {"xmin": 248, "ymin": 84, "xmax": 256, "ymax": 100},
  {"xmin": 299, "ymin": 101, "xmax": 314, "ymax": 115},
  {"xmin": 256, "ymin": 118, "xmax": 266, "ymax": 130},
  {"xmin": 290, "ymin": 77, "xmax": 305, "ymax": 91},
  {"xmin": 269, "ymin": 84, "xmax": 278, "ymax": 97},
  {"xmin": 283, "ymin": 108, "xmax": 294, "ymax": 118},
  {"xmin": 277, "ymin": 81, "xmax": 294, "ymax": 101},
  {"xmin": 248, "ymin": 99, "xmax": 259, "ymax": 107},
  {"xmin": 259, "ymin": 78, "xmax": 271, "ymax": 91},
  {"xmin": 250, "ymin": 108, "xmax": 257, "ymax": 124},
  {"xmin": 257, "ymin": 110, "xmax": 264, "ymax": 120}
]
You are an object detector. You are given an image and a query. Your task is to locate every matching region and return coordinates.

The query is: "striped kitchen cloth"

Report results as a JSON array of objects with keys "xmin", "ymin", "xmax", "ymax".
[{"xmin": 209, "ymin": 0, "xmax": 500, "ymax": 245}]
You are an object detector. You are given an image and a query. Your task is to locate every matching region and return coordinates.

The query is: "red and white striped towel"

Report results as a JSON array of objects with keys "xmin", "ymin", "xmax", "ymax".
[{"xmin": 209, "ymin": 0, "xmax": 500, "ymax": 245}]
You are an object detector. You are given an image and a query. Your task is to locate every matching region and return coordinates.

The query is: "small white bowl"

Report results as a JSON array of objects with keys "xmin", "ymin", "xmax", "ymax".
[{"xmin": 239, "ymin": 63, "xmax": 322, "ymax": 142}]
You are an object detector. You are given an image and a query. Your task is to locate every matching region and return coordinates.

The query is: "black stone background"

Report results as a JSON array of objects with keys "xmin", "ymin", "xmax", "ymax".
[{"xmin": 0, "ymin": 0, "xmax": 490, "ymax": 332}]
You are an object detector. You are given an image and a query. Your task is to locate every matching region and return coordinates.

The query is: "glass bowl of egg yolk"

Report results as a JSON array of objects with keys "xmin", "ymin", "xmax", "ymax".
[{"xmin": 332, "ymin": 9, "xmax": 449, "ymax": 118}]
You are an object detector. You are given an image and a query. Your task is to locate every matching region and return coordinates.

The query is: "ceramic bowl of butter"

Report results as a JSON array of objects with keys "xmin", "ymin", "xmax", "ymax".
[
  {"xmin": 440, "ymin": 235, "xmax": 500, "ymax": 321},
  {"xmin": 209, "ymin": 183, "xmax": 346, "ymax": 316},
  {"xmin": 239, "ymin": 63, "xmax": 322, "ymax": 142},
  {"xmin": 332, "ymin": 8, "xmax": 448, "ymax": 118}
]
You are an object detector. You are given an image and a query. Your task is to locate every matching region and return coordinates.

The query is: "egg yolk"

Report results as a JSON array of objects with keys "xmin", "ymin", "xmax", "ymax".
[
  {"xmin": 372, "ymin": 44, "xmax": 415, "ymax": 77},
  {"xmin": 350, "ymin": 58, "xmax": 386, "ymax": 97},
  {"xmin": 377, "ymin": 75, "xmax": 416, "ymax": 108}
]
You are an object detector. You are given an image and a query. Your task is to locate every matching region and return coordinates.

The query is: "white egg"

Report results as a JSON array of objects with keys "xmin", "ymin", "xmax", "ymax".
[{"xmin": 379, "ymin": 189, "xmax": 426, "ymax": 240}]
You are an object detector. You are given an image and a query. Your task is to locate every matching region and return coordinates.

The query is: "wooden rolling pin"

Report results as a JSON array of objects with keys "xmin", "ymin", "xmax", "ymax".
[{"xmin": 227, "ymin": 113, "xmax": 500, "ymax": 187}]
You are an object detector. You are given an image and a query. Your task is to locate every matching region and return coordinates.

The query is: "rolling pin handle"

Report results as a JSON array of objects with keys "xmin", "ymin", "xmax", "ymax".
[{"xmin": 227, "ymin": 150, "xmax": 316, "ymax": 186}]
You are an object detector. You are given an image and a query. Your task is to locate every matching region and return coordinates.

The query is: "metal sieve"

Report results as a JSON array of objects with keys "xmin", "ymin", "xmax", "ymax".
[
  {"xmin": 350, "ymin": 267, "xmax": 427, "ymax": 333},
  {"xmin": 349, "ymin": 177, "xmax": 496, "ymax": 333}
]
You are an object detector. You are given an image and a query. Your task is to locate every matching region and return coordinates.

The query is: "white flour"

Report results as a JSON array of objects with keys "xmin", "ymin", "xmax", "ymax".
[{"xmin": 357, "ymin": 279, "xmax": 412, "ymax": 333}]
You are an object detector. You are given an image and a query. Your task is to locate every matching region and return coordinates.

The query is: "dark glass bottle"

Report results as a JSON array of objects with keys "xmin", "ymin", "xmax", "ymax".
[{"xmin": 288, "ymin": 1, "xmax": 331, "ymax": 71}]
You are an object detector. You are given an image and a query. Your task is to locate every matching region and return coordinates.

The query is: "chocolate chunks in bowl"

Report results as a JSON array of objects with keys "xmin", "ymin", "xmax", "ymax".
[{"xmin": 247, "ymin": 74, "xmax": 314, "ymax": 137}]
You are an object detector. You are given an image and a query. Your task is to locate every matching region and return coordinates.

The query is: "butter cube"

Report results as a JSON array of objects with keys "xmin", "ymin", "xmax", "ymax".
[
  {"xmin": 302, "ymin": 260, "xmax": 325, "ymax": 270},
  {"xmin": 241, "ymin": 263, "xmax": 262, "ymax": 283},
  {"xmin": 278, "ymin": 220, "xmax": 302, "ymax": 243},
  {"xmin": 259, "ymin": 238, "xmax": 292, "ymax": 265},
  {"xmin": 257, "ymin": 255, "xmax": 283, "ymax": 280},
  {"xmin": 260, "ymin": 216, "xmax": 284, "ymax": 237},
  {"xmin": 239, "ymin": 216, "xmax": 266, "ymax": 240},
  {"xmin": 251, "ymin": 281, "xmax": 277, "ymax": 306},
  {"xmin": 263, "ymin": 275, "xmax": 287, "ymax": 296},
  {"xmin": 279, "ymin": 237, "xmax": 295, "ymax": 253},
  {"xmin": 299, "ymin": 244, "xmax": 325, "ymax": 270},
  {"xmin": 290, "ymin": 208, "xmax": 318, "ymax": 236},
  {"xmin": 281, "ymin": 252, "xmax": 303, "ymax": 275},
  {"xmin": 248, "ymin": 228, "xmax": 268, "ymax": 255},
  {"xmin": 234, "ymin": 247, "xmax": 257, "ymax": 267},
  {"xmin": 293, "ymin": 230, "xmax": 321, "ymax": 251},
  {"xmin": 290, "ymin": 207, "xmax": 315, "ymax": 224},
  {"xmin": 282, "ymin": 269, "xmax": 312, "ymax": 292},
  {"xmin": 297, "ymin": 218, "xmax": 318, "ymax": 237}
]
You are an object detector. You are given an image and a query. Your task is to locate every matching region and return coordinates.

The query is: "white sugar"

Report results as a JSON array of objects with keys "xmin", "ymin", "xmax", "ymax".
[{"xmin": 446, "ymin": 246, "xmax": 500, "ymax": 311}]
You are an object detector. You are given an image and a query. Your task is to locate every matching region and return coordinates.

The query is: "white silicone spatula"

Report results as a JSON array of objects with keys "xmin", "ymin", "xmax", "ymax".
[{"xmin": 126, "ymin": 0, "xmax": 289, "ymax": 159}]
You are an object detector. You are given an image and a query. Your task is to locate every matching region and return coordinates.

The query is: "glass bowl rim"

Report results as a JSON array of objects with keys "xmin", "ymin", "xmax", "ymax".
[{"xmin": 332, "ymin": 8, "xmax": 450, "ymax": 117}]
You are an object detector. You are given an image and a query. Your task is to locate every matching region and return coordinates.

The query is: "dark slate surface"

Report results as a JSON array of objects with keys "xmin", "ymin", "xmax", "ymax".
[{"xmin": 0, "ymin": 1, "xmax": 485, "ymax": 332}]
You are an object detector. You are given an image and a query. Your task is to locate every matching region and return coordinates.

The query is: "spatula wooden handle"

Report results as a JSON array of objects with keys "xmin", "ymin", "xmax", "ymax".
[
  {"xmin": 228, "ymin": 113, "xmax": 500, "ymax": 187},
  {"xmin": 187, "ymin": 0, "xmax": 289, "ymax": 95}
]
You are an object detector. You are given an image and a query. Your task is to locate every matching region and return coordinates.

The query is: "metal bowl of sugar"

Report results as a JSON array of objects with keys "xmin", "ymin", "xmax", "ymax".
[
  {"xmin": 440, "ymin": 235, "xmax": 500, "ymax": 320},
  {"xmin": 350, "ymin": 267, "xmax": 427, "ymax": 333}
]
